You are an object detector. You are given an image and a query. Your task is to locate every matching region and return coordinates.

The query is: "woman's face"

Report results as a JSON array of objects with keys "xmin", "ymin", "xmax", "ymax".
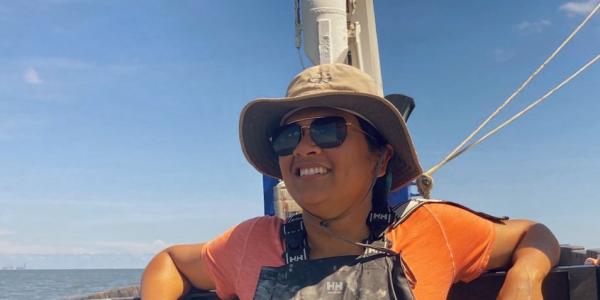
[{"xmin": 278, "ymin": 107, "xmax": 389, "ymax": 219}]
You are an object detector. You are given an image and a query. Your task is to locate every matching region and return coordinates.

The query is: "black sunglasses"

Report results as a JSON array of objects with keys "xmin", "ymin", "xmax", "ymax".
[{"xmin": 269, "ymin": 116, "xmax": 375, "ymax": 156}]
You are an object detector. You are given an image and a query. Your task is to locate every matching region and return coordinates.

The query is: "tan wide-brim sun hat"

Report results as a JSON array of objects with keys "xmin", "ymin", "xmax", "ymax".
[{"xmin": 239, "ymin": 63, "xmax": 422, "ymax": 191}]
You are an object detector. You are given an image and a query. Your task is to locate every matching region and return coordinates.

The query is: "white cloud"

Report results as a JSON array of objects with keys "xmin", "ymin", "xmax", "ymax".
[
  {"xmin": 92, "ymin": 240, "xmax": 168, "ymax": 255},
  {"xmin": 494, "ymin": 48, "xmax": 516, "ymax": 63},
  {"xmin": 560, "ymin": 0, "xmax": 599, "ymax": 16},
  {"xmin": 23, "ymin": 68, "xmax": 43, "ymax": 85},
  {"xmin": 0, "ymin": 241, "xmax": 89, "ymax": 255},
  {"xmin": 0, "ymin": 228, "xmax": 14, "ymax": 237},
  {"xmin": 514, "ymin": 20, "xmax": 552, "ymax": 35}
]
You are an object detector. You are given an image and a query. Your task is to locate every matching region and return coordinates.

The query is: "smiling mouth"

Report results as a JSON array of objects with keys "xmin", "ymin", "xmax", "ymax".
[{"xmin": 297, "ymin": 167, "xmax": 330, "ymax": 177}]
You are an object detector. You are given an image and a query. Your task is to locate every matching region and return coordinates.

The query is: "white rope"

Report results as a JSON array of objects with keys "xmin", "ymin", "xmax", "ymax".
[
  {"xmin": 440, "ymin": 53, "xmax": 600, "ymax": 166},
  {"xmin": 426, "ymin": 1, "xmax": 600, "ymax": 176}
]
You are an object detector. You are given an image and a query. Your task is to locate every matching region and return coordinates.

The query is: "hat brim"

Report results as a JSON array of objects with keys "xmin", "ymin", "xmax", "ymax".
[{"xmin": 239, "ymin": 91, "xmax": 423, "ymax": 191}]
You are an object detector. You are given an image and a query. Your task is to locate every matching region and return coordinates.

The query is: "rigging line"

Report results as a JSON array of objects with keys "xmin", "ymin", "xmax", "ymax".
[
  {"xmin": 294, "ymin": 0, "xmax": 301, "ymax": 50},
  {"xmin": 426, "ymin": 1, "xmax": 600, "ymax": 176},
  {"xmin": 435, "ymin": 53, "xmax": 600, "ymax": 169},
  {"xmin": 297, "ymin": 48, "xmax": 306, "ymax": 69},
  {"xmin": 294, "ymin": 0, "xmax": 305, "ymax": 69}
]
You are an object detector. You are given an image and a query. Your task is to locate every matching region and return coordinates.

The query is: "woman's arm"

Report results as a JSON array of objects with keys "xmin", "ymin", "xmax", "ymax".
[
  {"xmin": 141, "ymin": 243, "xmax": 215, "ymax": 300},
  {"xmin": 488, "ymin": 220, "xmax": 560, "ymax": 300}
]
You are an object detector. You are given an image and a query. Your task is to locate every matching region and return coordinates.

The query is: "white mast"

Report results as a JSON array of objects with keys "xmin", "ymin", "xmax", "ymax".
[
  {"xmin": 347, "ymin": 0, "xmax": 383, "ymax": 93},
  {"xmin": 298, "ymin": 0, "xmax": 383, "ymax": 93}
]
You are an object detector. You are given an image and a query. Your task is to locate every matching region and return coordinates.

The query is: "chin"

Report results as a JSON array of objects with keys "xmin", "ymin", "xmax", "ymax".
[{"xmin": 292, "ymin": 192, "xmax": 330, "ymax": 208}]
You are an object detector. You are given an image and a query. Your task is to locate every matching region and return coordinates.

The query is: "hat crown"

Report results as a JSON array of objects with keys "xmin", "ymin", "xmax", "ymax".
[{"xmin": 286, "ymin": 64, "xmax": 383, "ymax": 98}]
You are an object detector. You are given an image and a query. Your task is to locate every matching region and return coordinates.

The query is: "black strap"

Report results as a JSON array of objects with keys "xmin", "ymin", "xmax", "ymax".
[
  {"xmin": 367, "ymin": 168, "xmax": 397, "ymax": 242},
  {"xmin": 281, "ymin": 207, "xmax": 397, "ymax": 263},
  {"xmin": 390, "ymin": 199, "xmax": 509, "ymax": 229},
  {"xmin": 281, "ymin": 214, "xmax": 309, "ymax": 264},
  {"xmin": 366, "ymin": 207, "xmax": 396, "ymax": 242}
]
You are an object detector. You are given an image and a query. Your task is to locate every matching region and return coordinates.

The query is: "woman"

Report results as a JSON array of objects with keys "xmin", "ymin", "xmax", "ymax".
[{"xmin": 141, "ymin": 64, "xmax": 560, "ymax": 299}]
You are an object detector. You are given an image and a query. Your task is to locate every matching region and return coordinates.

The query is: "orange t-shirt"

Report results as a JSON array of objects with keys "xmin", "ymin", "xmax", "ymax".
[{"xmin": 200, "ymin": 202, "xmax": 496, "ymax": 300}]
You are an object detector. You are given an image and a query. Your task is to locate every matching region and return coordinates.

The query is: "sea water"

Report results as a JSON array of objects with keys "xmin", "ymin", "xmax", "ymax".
[{"xmin": 0, "ymin": 269, "xmax": 142, "ymax": 300}]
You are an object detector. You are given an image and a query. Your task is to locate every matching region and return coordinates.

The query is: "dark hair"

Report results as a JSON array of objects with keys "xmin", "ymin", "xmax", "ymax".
[
  {"xmin": 356, "ymin": 117, "xmax": 387, "ymax": 153},
  {"xmin": 356, "ymin": 117, "xmax": 393, "ymax": 209}
]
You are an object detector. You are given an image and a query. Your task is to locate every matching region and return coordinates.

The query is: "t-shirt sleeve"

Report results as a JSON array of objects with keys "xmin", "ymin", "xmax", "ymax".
[
  {"xmin": 425, "ymin": 203, "xmax": 496, "ymax": 283},
  {"xmin": 200, "ymin": 217, "xmax": 261, "ymax": 299}
]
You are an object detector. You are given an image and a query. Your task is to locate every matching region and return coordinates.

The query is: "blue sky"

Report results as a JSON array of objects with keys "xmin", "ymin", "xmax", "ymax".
[{"xmin": 0, "ymin": 0, "xmax": 599, "ymax": 269}]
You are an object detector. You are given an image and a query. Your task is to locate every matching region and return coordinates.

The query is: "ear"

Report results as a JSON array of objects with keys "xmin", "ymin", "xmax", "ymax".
[{"xmin": 376, "ymin": 144, "xmax": 394, "ymax": 177}]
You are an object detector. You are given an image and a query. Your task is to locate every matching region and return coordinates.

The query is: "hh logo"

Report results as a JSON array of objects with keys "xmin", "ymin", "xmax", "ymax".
[
  {"xmin": 364, "ymin": 247, "xmax": 383, "ymax": 255},
  {"xmin": 288, "ymin": 255, "xmax": 305, "ymax": 263},
  {"xmin": 308, "ymin": 72, "xmax": 332, "ymax": 85},
  {"xmin": 326, "ymin": 281, "xmax": 344, "ymax": 294},
  {"xmin": 371, "ymin": 213, "xmax": 389, "ymax": 220}
]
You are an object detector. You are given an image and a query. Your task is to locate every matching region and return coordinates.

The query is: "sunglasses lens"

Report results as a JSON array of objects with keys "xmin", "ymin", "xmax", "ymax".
[
  {"xmin": 311, "ymin": 116, "xmax": 347, "ymax": 148},
  {"xmin": 271, "ymin": 124, "xmax": 301, "ymax": 156},
  {"xmin": 271, "ymin": 116, "xmax": 348, "ymax": 156}
]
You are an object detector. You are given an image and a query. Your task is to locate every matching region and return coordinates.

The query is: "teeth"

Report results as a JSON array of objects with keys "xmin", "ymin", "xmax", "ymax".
[{"xmin": 299, "ymin": 167, "xmax": 329, "ymax": 177}]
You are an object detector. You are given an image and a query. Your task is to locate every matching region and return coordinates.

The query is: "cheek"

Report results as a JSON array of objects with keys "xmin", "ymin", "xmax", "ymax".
[
  {"xmin": 278, "ymin": 156, "xmax": 293, "ymax": 179},
  {"xmin": 336, "ymin": 142, "xmax": 377, "ymax": 165}
]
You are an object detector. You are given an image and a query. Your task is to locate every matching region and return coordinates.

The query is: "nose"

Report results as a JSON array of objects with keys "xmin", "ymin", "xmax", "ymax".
[{"xmin": 292, "ymin": 127, "xmax": 322, "ymax": 157}]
